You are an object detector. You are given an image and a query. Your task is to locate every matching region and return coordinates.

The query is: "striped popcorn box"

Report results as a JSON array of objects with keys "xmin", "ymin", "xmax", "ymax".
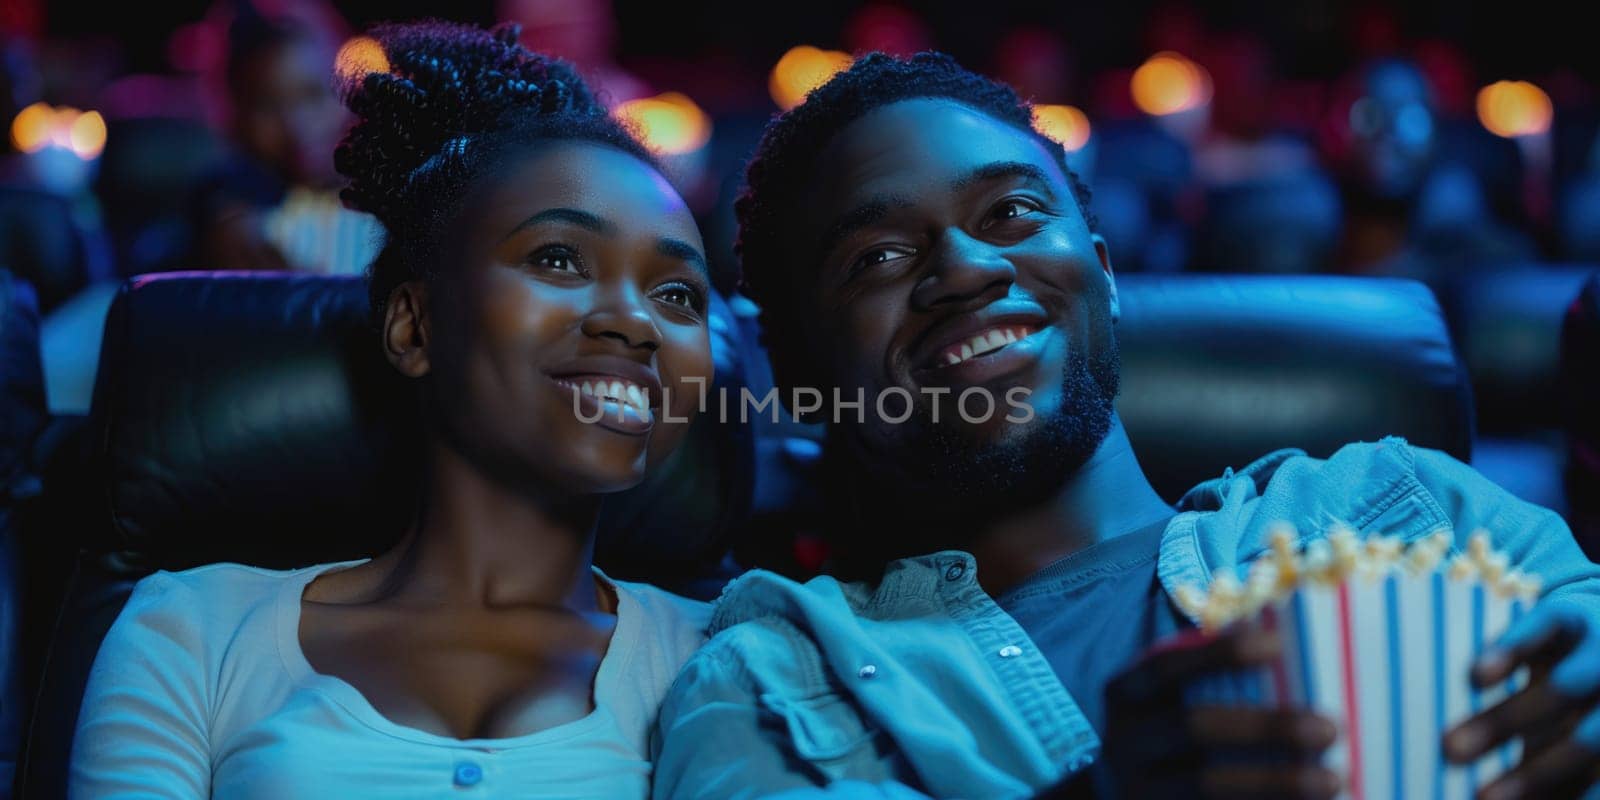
[{"xmin": 1180, "ymin": 526, "xmax": 1540, "ymax": 800}]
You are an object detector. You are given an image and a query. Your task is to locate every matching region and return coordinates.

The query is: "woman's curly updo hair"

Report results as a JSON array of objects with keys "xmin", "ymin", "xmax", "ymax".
[{"xmin": 335, "ymin": 20, "xmax": 655, "ymax": 324}]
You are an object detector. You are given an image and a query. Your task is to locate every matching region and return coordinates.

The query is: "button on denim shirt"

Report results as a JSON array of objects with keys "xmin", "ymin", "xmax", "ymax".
[{"xmin": 652, "ymin": 440, "xmax": 1600, "ymax": 800}]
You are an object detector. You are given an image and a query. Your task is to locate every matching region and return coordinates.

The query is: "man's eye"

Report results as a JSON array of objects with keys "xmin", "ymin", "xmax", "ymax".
[
  {"xmin": 850, "ymin": 247, "xmax": 912, "ymax": 274},
  {"xmin": 987, "ymin": 199, "xmax": 1039, "ymax": 225}
]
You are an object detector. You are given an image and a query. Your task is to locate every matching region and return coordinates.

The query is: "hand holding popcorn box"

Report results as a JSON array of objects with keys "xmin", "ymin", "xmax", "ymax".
[{"xmin": 1178, "ymin": 525, "xmax": 1541, "ymax": 799}]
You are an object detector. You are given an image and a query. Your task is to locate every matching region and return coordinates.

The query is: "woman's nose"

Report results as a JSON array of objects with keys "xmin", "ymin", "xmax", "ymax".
[{"xmin": 580, "ymin": 292, "xmax": 661, "ymax": 351}]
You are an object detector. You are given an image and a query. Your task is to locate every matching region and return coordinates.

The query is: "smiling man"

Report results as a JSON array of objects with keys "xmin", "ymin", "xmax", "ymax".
[{"xmin": 652, "ymin": 53, "xmax": 1600, "ymax": 800}]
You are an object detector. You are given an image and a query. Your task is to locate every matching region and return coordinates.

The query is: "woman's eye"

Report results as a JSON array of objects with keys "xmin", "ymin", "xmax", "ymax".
[
  {"xmin": 655, "ymin": 283, "xmax": 704, "ymax": 311},
  {"xmin": 532, "ymin": 247, "xmax": 582, "ymax": 273}
]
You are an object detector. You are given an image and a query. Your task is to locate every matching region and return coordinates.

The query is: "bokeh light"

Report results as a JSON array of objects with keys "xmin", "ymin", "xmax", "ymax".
[
  {"xmin": 1031, "ymin": 104, "xmax": 1091, "ymax": 152},
  {"xmin": 10, "ymin": 101, "xmax": 54, "ymax": 153},
  {"xmin": 1476, "ymin": 80, "xmax": 1553, "ymax": 138},
  {"xmin": 67, "ymin": 110, "xmax": 108, "ymax": 159},
  {"xmin": 11, "ymin": 103, "xmax": 107, "ymax": 160},
  {"xmin": 769, "ymin": 45, "xmax": 853, "ymax": 110},
  {"xmin": 48, "ymin": 107, "xmax": 80, "ymax": 149},
  {"xmin": 1130, "ymin": 51, "xmax": 1211, "ymax": 116},
  {"xmin": 334, "ymin": 36, "xmax": 390, "ymax": 83},
  {"xmin": 614, "ymin": 92, "xmax": 712, "ymax": 155}
]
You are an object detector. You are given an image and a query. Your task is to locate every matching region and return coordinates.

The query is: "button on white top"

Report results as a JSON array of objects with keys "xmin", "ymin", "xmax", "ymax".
[
  {"xmin": 998, "ymin": 645, "xmax": 1022, "ymax": 658},
  {"xmin": 858, "ymin": 664, "xmax": 878, "ymax": 678}
]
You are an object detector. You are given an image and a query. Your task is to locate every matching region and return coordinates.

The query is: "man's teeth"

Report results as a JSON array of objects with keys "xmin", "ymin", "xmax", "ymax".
[
  {"xmin": 941, "ymin": 325, "xmax": 1035, "ymax": 366},
  {"xmin": 572, "ymin": 378, "xmax": 650, "ymax": 413}
]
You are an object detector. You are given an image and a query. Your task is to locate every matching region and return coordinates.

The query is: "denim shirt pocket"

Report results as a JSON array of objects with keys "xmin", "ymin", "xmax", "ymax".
[{"xmin": 759, "ymin": 690, "xmax": 882, "ymax": 777}]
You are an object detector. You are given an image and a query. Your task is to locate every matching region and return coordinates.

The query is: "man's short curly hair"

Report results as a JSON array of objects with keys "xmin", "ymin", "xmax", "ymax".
[
  {"xmin": 335, "ymin": 20, "xmax": 655, "ymax": 325},
  {"xmin": 734, "ymin": 51, "xmax": 1096, "ymax": 391}
]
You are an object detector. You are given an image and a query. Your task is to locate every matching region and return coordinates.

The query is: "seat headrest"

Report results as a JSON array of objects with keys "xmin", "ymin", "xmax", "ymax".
[
  {"xmin": 90, "ymin": 272, "xmax": 752, "ymax": 579},
  {"xmin": 1115, "ymin": 274, "xmax": 1473, "ymax": 501}
]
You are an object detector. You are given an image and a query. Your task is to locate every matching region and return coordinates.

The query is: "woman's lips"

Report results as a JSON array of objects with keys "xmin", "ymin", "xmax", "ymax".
[{"xmin": 551, "ymin": 375, "xmax": 654, "ymax": 435}]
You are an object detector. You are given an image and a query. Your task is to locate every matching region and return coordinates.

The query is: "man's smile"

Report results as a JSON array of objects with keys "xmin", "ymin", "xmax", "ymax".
[
  {"xmin": 907, "ymin": 300, "xmax": 1056, "ymax": 390},
  {"xmin": 931, "ymin": 323, "xmax": 1042, "ymax": 367},
  {"xmin": 909, "ymin": 324, "xmax": 1057, "ymax": 391}
]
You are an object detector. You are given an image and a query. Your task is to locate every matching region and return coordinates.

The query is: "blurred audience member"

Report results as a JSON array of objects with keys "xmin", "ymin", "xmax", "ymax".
[
  {"xmin": 1337, "ymin": 59, "xmax": 1435, "ymax": 262},
  {"xmin": 1333, "ymin": 58, "xmax": 1533, "ymax": 280},
  {"xmin": 0, "ymin": 39, "xmax": 113, "ymax": 312},
  {"xmin": 191, "ymin": 3, "xmax": 378, "ymax": 274},
  {"xmin": 1092, "ymin": 122, "xmax": 1194, "ymax": 273}
]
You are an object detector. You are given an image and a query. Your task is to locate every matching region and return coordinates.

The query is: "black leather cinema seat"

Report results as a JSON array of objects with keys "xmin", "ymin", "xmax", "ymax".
[
  {"xmin": 15, "ymin": 271, "xmax": 753, "ymax": 798},
  {"xmin": 1114, "ymin": 274, "xmax": 1473, "ymax": 501}
]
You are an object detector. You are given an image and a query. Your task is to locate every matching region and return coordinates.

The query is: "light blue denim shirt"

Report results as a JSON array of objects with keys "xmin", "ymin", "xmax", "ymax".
[{"xmin": 652, "ymin": 439, "xmax": 1600, "ymax": 800}]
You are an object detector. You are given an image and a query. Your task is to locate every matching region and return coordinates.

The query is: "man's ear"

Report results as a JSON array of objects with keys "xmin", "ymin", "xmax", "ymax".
[
  {"xmin": 1092, "ymin": 233, "xmax": 1119, "ymax": 323},
  {"xmin": 383, "ymin": 280, "xmax": 432, "ymax": 378}
]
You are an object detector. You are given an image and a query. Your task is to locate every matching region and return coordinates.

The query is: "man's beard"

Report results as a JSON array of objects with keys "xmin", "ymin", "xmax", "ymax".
[{"xmin": 871, "ymin": 333, "xmax": 1122, "ymax": 523}]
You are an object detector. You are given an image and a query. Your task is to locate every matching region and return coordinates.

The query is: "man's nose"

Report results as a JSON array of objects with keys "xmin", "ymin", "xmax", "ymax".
[{"xmin": 910, "ymin": 228, "xmax": 1016, "ymax": 311}]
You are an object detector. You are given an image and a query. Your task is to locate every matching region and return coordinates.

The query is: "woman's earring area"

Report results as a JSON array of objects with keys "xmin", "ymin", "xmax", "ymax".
[{"xmin": 383, "ymin": 281, "xmax": 433, "ymax": 378}]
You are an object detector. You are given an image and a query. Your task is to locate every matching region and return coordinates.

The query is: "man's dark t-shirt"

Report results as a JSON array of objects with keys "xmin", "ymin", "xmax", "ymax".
[
  {"xmin": 996, "ymin": 517, "xmax": 1187, "ymax": 738},
  {"xmin": 996, "ymin": 517, "xmax": 1186, "ymax": 795}
]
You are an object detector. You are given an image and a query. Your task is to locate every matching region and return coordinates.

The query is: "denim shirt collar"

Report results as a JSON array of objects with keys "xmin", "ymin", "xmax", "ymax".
[
  {"xmin": 1156, "ymin": 447, "xmax": 1307, "ymax": 624},
  {"xmin": 1157, "ymin": 440, "xmax": 1456, "ymax": 626}
]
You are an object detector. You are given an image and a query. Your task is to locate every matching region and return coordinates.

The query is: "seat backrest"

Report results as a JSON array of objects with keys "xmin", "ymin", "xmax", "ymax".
[
  {"xmin": 16, "ymin": 271, "xmax": 753, "ymax": 797},
  {"xmin": 1116, "ymin": 274, "xmax": 1473, "ymax": 500}
]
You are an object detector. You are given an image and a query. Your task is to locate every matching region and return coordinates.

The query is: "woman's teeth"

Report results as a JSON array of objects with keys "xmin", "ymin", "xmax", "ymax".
[
  {"xmin": 939, "ymin": 325, "xmax": 1038, "ymax": 367},
  {"xmin": 559, "ymin": 378, "xmax": 652, "ymax": 415}
]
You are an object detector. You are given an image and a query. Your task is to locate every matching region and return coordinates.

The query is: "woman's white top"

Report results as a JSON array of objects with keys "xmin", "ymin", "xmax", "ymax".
[{"xmin": 69, "ymin": 560, "xmax": 711, "ymax": 799}]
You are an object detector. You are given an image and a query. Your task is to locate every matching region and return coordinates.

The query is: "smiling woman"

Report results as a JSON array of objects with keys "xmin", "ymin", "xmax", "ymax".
[{"xmin": 68, "ymin": 21, "xmax": 715, "ymax": 800}]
